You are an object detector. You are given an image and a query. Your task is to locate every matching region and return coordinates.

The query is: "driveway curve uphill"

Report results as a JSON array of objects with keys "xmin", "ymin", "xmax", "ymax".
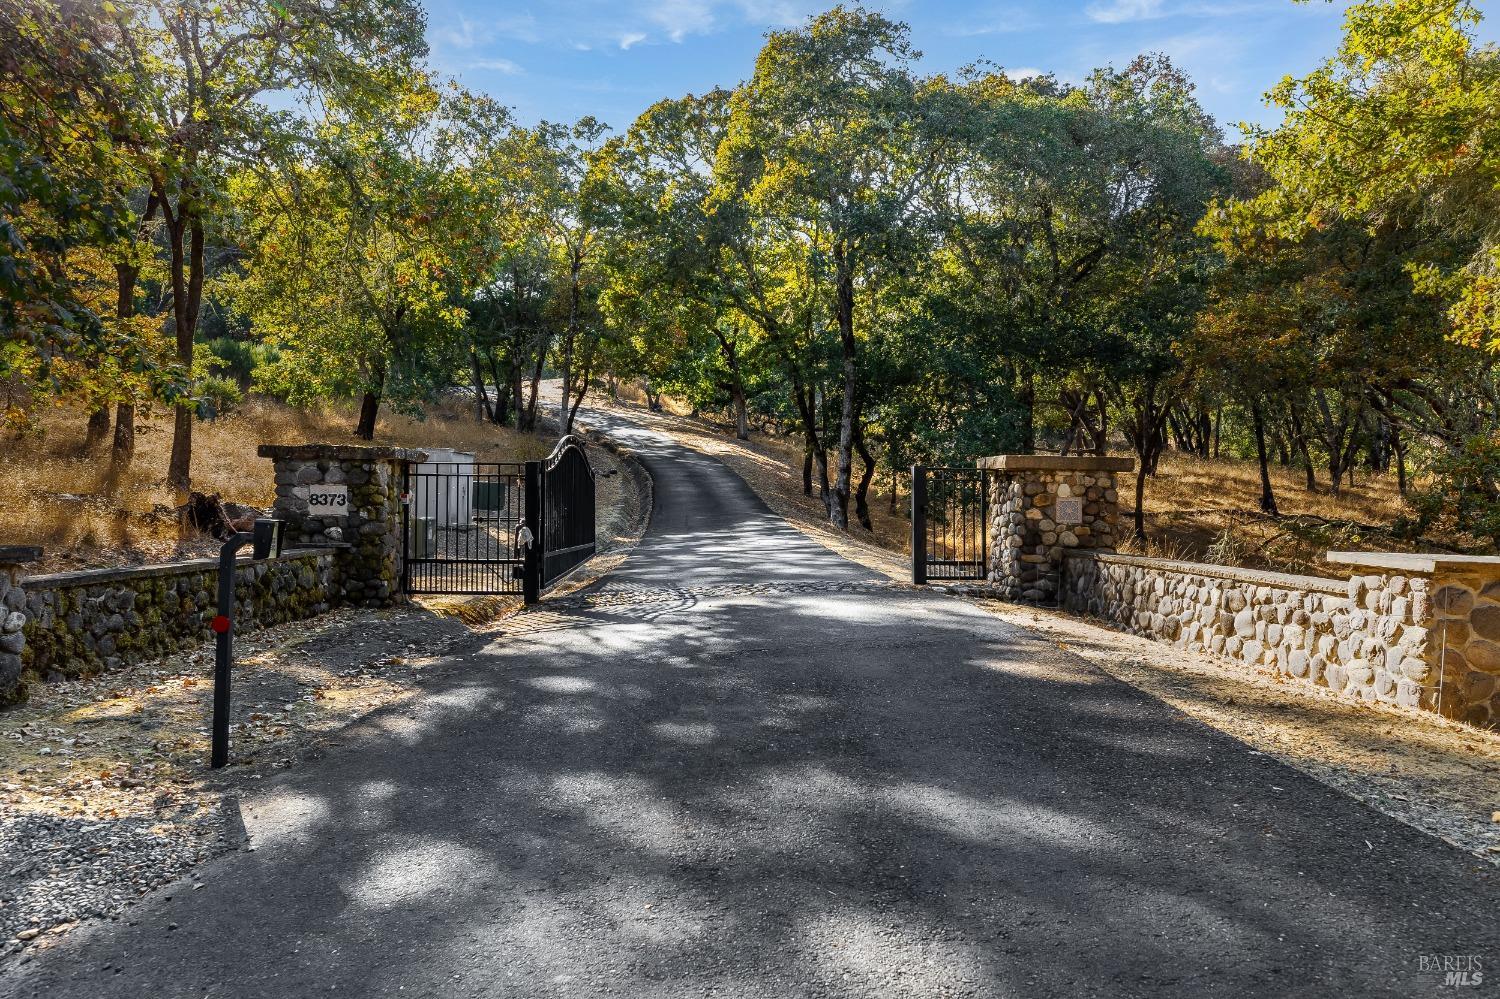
[{"xmin": 6, "ymin": 409, "xmax": 1497, "ymax": 999}]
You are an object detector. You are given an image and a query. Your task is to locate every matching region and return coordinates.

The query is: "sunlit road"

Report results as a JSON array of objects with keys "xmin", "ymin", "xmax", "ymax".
[{"xmin": 5, "ymin": 409, "xmax": 1497, "ymax": 998}]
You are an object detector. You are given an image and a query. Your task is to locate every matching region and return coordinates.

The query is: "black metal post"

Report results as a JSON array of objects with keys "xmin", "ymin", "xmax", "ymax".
[
  {"xmin": 399, "ymin": 464, "xmax": 411, "ymax": 595},
  {"xmin": 522, "ymin": 460, "xmax": 542, "ymax": 605},
  {"xmin": 212, "ymin": 531, "xmax": 254, "ymax": 769},
  {"xmin": 911, "ymin": 465, "xmax": 927, "ymax": 585}
]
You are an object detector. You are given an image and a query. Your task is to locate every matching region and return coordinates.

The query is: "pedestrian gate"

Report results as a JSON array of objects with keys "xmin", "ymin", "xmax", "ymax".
[
  {"xmin": 910, "ymin": 466, "xmax": 990, "ymax": 584},
  {"xmin": 402, "ymin": 436, "xmax": 596, "ymax": 603}
]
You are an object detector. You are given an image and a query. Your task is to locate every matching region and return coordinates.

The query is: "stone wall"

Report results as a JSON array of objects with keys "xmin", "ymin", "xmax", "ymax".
[
  {"xmin": 258, "ymin": 444, "xmax": 426, "ymax": 608},
  {"xmin": 0, "ymin": 443, "xmax": 430, "ymax": 706},
  {"xmin": 1061, "ymin": 550, "xmax": 1500, "ymax": 727},
  {"xmin": 980, "ymin": 455, "xmax": 1132, "ymax": 603},
  {"xmin": 11, "ymin": 547, "xmax": 342, "ymax": 703},
  {"xmin": 0, "ymin": 549, "xmax": 37, "ymax": 703}
]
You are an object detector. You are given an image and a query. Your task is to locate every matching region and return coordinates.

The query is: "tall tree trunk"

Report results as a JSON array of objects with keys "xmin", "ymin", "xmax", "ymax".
[
  {"xmin": 505, "ymin": 352, "xmax": 524, "ymax": 431},
  {"xmin": 854, "ymin": 429, "xmax": 876, "ymax": 531},
  {"xmin": 1017, "ymin": 371, "xmax": 1036, "ymax": 454},
  {"xmin": 106, "ymin": 257, "xmax": 143, "ymax": 493},
  {"xmin": 524, "ymin": 338, "xmax": 547, "ymax": 432},
  {"xmin": 1117, "ymin": 380, "xmax": 1171, "ymax": 540},
  {"xmin": 565, "ymin": 344, "xmax": 594, "ymax": 434},
  {"xmin": 791, "ymin": 379, "xmax": 825, "ymax": 502},
  {"xmin": 355, "ymin": 362, "xmax": 386, "ymax": 440},
  {"xmin": 829, "ymin": 245, "xmax": 856, "ymax": 529},
  {"xmin": 107, "ymin": 403, "xmax": 135, "ymax": 493},
  {"xmin": 484, "ymin": 351, "xmax": 509, "ymax": 425},
  {"xmin": 1059, "ymin": 389, "xmax": 1090, "ymax": 456},
  {"xmin": 471, "ymin": 351, "xmax": 493, "ymax": 423},
  {"xmin": 1395, "ymin": 427, "xmax": 1408, "ymax": 495},
  {"xmin": 1133, "ymin": 461, "xmax": 1149, "ymax": 542},
  {"xmin": 1287, "ymin": 403, "xmax": 1317, "ymax": 491},
  {"xmin": 1094, "ymin": 390, "xmax": 1109, "ymax": 456},
  {"xmin": 105, "ymin": 191, "xmax": 157, "ymax": 494},
  {"xmin": 560, "ymin": 256, "xmax": 581, "ymax": 438},
  {"xmin": 714, "ymin": 330, "xmax": 751, "ymax": 441},
  {"xmin": 355, "ymin": 392, "xmax": 381, "ymax": 441},
  {"xmin": 1251, "ymin": 401, "xmax": 1279, "ymax": 516},
  {"xmin": 165, "ymin": 208, "xmax": 204, "ymax": 491},
  {"xmin": 492, "ymin": 376, "xmax": 511, "ymax": 427},
  {"xmin": 84, "ymin": 407, "xmax": 111, "ymax": 450}
]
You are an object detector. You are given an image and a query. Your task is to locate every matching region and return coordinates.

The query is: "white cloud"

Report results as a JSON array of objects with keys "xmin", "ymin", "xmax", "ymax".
[
  {"xmin": 1085, "ymin": 0, "xmax": 1166, "ymax": 23},
  {"xmin": 468, "ymin": 58, "xmax": 525, "ymax": 75},
  {"xmin": 432, "ymin": 13, "xmax": 541, "ymax": 50},
  {"xmin": 432, "ymin": 16, "xmax": 486, "ymax": 50},
  {"xmin": 1008, "ymin": 67, "xmax": 1045, "ymax": 80},
  {"xmin": 648, "ymin": 0, "xmax": 718, "ymax": 42},
  {"xmin": 733, "ymin": 0, "xmax": 827, "ymax": 25},
  {"xmin": 433, "ymin": 1, "xmax": 826, "ymax": 56},
  {"xmin": 944, "ymin": 5, "xmax": 1038, "ymax": 36}
]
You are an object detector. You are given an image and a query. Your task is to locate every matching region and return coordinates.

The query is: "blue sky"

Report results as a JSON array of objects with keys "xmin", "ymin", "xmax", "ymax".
[{"xmin": 420, "ymin": 1, "xmax": 1492, "ymax": 138}]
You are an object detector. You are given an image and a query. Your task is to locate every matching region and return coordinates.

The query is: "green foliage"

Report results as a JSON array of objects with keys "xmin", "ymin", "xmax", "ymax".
[
  {"xmin": 1251, "ymin": 0, "xmax": 1500, "ymax": 352},
  {"xmin": 1408, "ymin": 434, "xmax": 1500, "ymax": 545},
  {"xmin": 6, "ymin": 0, "xmax": 1500, "ymax": 552}
]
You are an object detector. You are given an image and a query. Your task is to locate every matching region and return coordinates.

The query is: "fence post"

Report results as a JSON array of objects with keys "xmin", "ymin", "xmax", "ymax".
[
  {"xmin": 398, "ymin": 462, "xmax": 410, "ymax": 595},
  {"xmin": 522, "ymin": 460, "xmax": 543, "ymax": 605},
  {"xmin": 911, "ymin": 465, "xmax": 927, "ymax": 585}
]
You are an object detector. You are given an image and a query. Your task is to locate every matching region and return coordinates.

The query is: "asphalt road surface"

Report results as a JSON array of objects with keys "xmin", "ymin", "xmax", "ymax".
[{"xmin": 5, "ymin": 410, "xmax": 1497, "ymax": 998}]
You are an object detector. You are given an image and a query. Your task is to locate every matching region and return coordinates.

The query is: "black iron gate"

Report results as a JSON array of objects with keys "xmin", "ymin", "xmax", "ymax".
[
  {"xmin": 402, "ymin": 436, "xmax": 596, "ymax": 602},
  {"xmin": 910, "ymin": 465, "xmax": 989, "ymax": 584},
  {"xmin": 520, "ymin": 435, "xmax": 596, "ymax": 602}
]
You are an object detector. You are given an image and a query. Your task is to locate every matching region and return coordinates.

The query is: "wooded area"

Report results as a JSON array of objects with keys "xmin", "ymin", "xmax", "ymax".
[{"xmin": 3, "ymin": 0, "xmax": 1498, "ymax": 550}]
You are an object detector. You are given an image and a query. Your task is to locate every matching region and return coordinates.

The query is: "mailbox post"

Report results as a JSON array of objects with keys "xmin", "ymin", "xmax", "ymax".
[{"xmin": 211, "ymin": 519, "xmax": 285, "ymax": 769}]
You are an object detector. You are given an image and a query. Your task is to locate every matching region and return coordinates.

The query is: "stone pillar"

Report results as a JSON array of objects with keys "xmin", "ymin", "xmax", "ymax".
[
  {"xmin": 980, "ymin": 455, "xmax": 1134, "ymax": 604},
  {"xmin": 0, "ymin": 547, "xmax": 40, "ymax": 704},
  {"xmin": 1328, "ymin": 552, "xmax": 1500, "ymax": 726},
  {"xmin": 257, "ymin": 444, "xmax": 427, "ymax": 608}
]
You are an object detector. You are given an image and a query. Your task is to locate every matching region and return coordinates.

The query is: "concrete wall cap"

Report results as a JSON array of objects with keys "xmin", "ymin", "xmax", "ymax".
[
  {"xmin": 977, "ymin": 455, "xmax": 1135, "ymax": 472},
  {"xmin": 258, "ymin": 443, "xmax": 429, "ymax": 463},
  {"xmin": 22, "ymin": 546, "xmax": 342, "ymax": 588},
  {"xmin": 1066, "ymin": 550, "xmax": 1347, "ymax": 595},
  {"xmin": 1325, "ymin": 551, "xmax": 1500, "ymax": 575}
]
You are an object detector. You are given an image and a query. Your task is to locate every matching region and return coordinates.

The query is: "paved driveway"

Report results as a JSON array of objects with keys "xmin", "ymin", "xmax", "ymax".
[{"xmin": 5, "ymin": 412, "xmax": 1497, "ymax": 998}]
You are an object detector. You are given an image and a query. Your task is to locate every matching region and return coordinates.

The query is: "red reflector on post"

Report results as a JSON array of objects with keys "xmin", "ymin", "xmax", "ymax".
[{"xmin": 210, "ymin": 615, "xmax": 231, "ymax": 634}]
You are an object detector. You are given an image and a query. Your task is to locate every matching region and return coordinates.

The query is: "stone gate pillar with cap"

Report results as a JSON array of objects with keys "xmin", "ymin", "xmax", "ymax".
[
  {"xmin": 981, "ymin": 454, "xmax": 1135, "ymax": 603},
  {"xmin": 257, "ymin": 444, "xmax": 428, "ymax": 607}
]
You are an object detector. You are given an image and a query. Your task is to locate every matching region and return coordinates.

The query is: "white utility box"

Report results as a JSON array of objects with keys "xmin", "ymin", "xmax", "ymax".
[{"xmin": 411, "ymin": 448, "xmax": 477, "ymax": 529}]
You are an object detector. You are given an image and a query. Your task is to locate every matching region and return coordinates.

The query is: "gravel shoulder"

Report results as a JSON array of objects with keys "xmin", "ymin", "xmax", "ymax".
[
  {"xmin": 589, "ymin": 398, "xmax": 1500, "ymax": 869},
  {"xmin": 0, "ymin": 436, "xmax": 651, "ymax": 965}
]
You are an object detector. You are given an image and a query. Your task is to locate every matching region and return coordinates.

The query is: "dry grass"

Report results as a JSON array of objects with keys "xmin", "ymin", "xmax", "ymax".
[
  {"xmin": 1122, "ymin": 452, "xmax": 1452, "ymax": 578},
  {"xmin": 1, "ymin": 396, "xmax": 554, "ymax": 573}
]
